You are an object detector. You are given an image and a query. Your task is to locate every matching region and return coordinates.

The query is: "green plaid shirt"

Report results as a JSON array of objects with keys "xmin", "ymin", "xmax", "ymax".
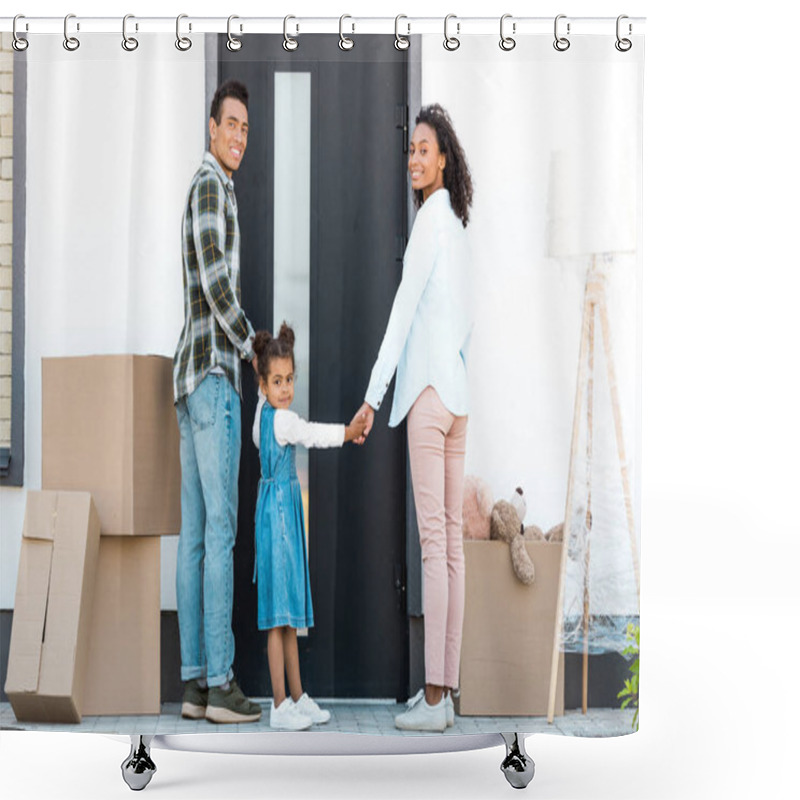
[{"xmin": 173, "ymin": 152, "xmax": 255, "ymax": 402}]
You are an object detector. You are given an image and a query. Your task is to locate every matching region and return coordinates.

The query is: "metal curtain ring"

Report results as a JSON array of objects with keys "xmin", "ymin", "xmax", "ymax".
[
  {"xmin": 283, "ymin": 15, "xmax": 299, "ymax": 51},
  {"xmin": 122, "ymin": 14, "xmax": 139, "ymax": 51},
  {"xmin": 12, "ymin": 15, "xmax": 29, "ymax": 51},
  {"xmin": 63, "ymin": 13, "xmax": 80, "ymax": 51},
  {"xmin": 615, "ymin": 15, "xmax": 632, "ymax": 52},
  {"xmin": 553, "ymin": 14, "xmax": 570, "ymax": 51},
  {"xmin": 499, "ymin": 14, "xmax": 516, "ymax": 51},
  {"xmin": 339, "ymin": 14, "xmax": 354, "ymax": 51},
  {"xmin": 443, "ymin": 14, "xmax": 460, "ymax": 51},
  {"xmin": 394, "ymin": 14, "xmax": 410, "ymax": 51},
  {"xmin": 227, "ymin": 15, "xmax": 242, "ymax": 52},
  {"xmin": 176, "ymin": 14, "xmax": 192, "ymax": 51}
]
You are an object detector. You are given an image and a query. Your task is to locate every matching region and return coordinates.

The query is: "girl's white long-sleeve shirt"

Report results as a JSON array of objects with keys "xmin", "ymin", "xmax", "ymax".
[
  {"xmin": 364, "ymin": 188, "xmax": 472, "ymax": 427},
  {"xmin": 253, "ymin": 392, "xmax": 345, "ymax": 450}
]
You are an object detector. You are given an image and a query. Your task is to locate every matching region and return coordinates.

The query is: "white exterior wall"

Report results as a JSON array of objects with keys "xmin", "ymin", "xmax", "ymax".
[{"xmin": 0, "ymin": 35, "xmax": 206, "ymax": 609}]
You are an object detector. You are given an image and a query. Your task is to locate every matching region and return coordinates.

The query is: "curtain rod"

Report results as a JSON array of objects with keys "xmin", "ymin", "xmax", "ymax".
[{"xmin": 1, "ymin": 15, "xmax": 646, "ymax": 37}]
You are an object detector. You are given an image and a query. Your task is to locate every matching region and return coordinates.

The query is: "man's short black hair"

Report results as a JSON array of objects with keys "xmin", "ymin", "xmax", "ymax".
[{"xmin": 210, "ymin": 80, "xmax": 249, "ymax": 124}]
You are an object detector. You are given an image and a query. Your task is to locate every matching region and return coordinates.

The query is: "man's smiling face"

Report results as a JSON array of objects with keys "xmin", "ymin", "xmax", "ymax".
[{"xmin": 209, "ymin": 97, "xmax": 249, "ymax": 177}]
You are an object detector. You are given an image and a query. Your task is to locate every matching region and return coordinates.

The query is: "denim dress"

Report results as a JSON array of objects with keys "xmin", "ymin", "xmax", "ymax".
[{"xmin": 253, "ymin": 403, "xmax": 314, "ymax": 631}]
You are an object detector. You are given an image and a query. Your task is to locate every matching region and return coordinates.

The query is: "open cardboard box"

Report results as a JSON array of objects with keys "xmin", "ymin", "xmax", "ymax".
[
  {"xmin": 41, "ymin": 355, "xmax": 181, "ymax": 536},
  {"xmin": 4, "ymin": 491, "xmax": 101, "ymax": 723},
  {"xmin": 457, "ymin": 540, "xmax": 565, "ymax": 717}
]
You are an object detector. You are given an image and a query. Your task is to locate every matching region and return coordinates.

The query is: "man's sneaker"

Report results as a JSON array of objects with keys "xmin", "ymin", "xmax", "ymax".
[
  {"xmin": 394, "ymin": 689, "xmax": 447, "ymax": 732},
  {"xmin": 270, "ymin": 697, "xmax": 312, "ymax": 731},
  {"xmin": 294, "ymin": 693, "xmax": 331, "ymax": 725},
  {"xmin": 181, "ymin": 679, "xmax": 208, "ymax": 720},
  {"xmin": 445, "ymin": 693, "xmax": 455, "ymax": 728},
  {"xmin": 205, "ymin": 680, "xmax": 262, "ymax": 724}
]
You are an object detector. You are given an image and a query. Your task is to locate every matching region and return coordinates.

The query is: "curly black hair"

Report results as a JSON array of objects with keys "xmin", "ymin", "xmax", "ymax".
[
  {"xmin": 253, "ymin": 322, "xmax": 295, "ymax": 384},
  {"xmin": 210, "ymin": 80, "xmax": 249, "ymax": 124},
  {"xmin": 412, "ymin": 104, "xmax": 473, "ymax": 228}
]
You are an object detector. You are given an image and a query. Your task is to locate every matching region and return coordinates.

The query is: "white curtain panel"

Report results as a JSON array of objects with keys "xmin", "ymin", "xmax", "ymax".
[{"xmin": 2, "ymin": 27, "xmax": 642, "ymax": 693}]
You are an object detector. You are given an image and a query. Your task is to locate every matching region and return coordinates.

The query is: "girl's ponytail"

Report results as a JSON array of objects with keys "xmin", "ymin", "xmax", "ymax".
[
  {"xmin": 277, "ymin": 322, "xmax": 295, "ymax": 350},
  {"xmin": 253, "ymin": 329, "xmax": 273, "ymax": 361}
]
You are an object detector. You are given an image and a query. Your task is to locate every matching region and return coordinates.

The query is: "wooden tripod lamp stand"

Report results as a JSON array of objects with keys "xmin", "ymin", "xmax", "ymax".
[{"xmin": 544, "ymin": 152, "xmax": 641, "ymax": 723}]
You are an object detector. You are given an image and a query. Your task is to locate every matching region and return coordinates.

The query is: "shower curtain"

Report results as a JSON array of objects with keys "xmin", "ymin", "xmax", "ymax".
[{"xmin": 1, "ymin": 22, "xmax": 643, "ymax": 738}]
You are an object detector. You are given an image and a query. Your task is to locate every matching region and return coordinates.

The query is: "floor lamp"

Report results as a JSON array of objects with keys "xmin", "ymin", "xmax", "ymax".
[{"xmin": 545, "ymin": 152, "xmax": 641, "ymax": 723}]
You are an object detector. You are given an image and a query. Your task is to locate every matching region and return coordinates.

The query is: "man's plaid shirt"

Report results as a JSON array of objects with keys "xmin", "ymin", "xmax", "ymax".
[{"xmin": 173, "ymin": 152, "xmax": 255, "ymax": 402}]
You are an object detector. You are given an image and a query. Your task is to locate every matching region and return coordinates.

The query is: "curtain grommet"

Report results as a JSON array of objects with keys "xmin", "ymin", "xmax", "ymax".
[
  {"xmin": 283, "ymin": 15, "xmax": 299, "ymax": 51},
  {"xmin": 394, "ymin": 14, "xmax": 410, "ymax": 51},
  {"xmin": 615, "ymin": 15, "xmax": 632, "ymax": 52},
  {"xmin": 553, "ymin": 14, "xmax": 570, "ymax": 52},
  {"xmin": 499, "ymin": 14, "xmax": 516, "ymax": 51},
  {"xmin": 226, "ymin": 15, "xmax": 242, "ymax": 52},
  {"xmin": 339, "ymin": 14, "xmax": 355, "ymax": 51},
  {"xmin": 63, "ymin": 13, "xmax": 80, "ymax": 51},
  {"xmin": 443, "ymin": 14, "xmax": 460, "ymax": 51},
  {"xmin": 12, "ymin": 15, "xmax": 29, "ymax": 52},
  {"xmin": 121, "ymin": 14, "xmax": 139, "ymax": 52},
  {"xmin": 176, "ymin": 14, "xmax": 192, "ymax": 51}
]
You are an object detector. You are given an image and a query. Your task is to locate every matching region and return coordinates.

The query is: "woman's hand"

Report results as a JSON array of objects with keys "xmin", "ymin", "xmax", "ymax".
[
  {"xmin": 345, "ymin": 411, "xmax": 368, "ymax": 444},
  {"xmin": 350, "ymin": 402, "xmax": 375, "ymax": 445}
]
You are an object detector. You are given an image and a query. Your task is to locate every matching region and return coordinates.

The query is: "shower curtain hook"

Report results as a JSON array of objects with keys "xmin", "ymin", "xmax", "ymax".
[
  {"xmin": 12, "ymin": 15, "xmax": 29, "ymax": 51},
  {"xmin": 227, "ymin": 15, "xmax": 242, "ymax": 51},
  {"xmin": 176, "ymin": 14, "xmax": 192, "ymax": 51},
  {"xmin": 122, "ymin": 14, "xmax": 139, "ymax": 51},
  {"xmin": 394, "ymin": 15, "xmax": 410, "ymax": 51},
  {"xmin": 499, "ymin": 14, "xmax": 516, "ymax": 51},
  {"xmin": 63, "ymin": 14, "xmax": 80, "ymax": 51},
  {"xmin": 283, "ymin": 15, "xmax": 299, "ymax": 51},
  {"xmin": 553, "ymin": 14, "xmax": 571, "ymax": 51},
  {"xmin": 443, "ymin": 14, "xmax": 460, "ymax": 51},
  {"xmin": 615, "ymin": 15, "xmax": 632, "ymax": 51},
  {"xmin": 339, "ymin": 14, "xmax": 355, "ymax": 51}
]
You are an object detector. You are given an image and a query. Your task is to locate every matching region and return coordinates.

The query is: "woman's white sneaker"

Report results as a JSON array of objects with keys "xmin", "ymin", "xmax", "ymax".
[
  {"xmin": 394, "ymin": 689, "xmax": 447, "ymax": 732},
  {"xmin": 445, "ymin": 693, "xmax": 455, "ymax": 727},
  {"xmin": 293, "ymin": 693, "xmax": 331, "ymax": 724},
  {"xmin": 269, "ymin": 698, "xmax": 312, "ymax": 731}
]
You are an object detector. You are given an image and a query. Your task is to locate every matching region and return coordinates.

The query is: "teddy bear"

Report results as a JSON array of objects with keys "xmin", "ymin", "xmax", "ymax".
[
  {"xmin": 462, "ymin": 479, "xmax": 563, "ymax": 585},
  {"xmin": 461, "ymin": 474, "xmax": 494, "ymax": 541},
  {"xmin": 489, "ymin": 488, "xmax": 536, "ymax": 586},
  {"xmin": 522, "ymin": 522, "xmax": 562, "ymax": 543}
]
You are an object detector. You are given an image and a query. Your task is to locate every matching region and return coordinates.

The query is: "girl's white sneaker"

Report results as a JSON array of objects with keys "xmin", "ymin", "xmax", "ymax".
[
  {"xmin": 445, "ymin": 693, "xmax": 455, "ymax": 727},
  {"xmin": 269, "ymin": 697, "xmax": 312, "ymax": 731},
  {"xmin": 394, "ymin": 689, "xmax": 447, "ymax": 732},
  {"xmin": 293, "ymin": 693, "xmax": 331, "ymax": 724}
]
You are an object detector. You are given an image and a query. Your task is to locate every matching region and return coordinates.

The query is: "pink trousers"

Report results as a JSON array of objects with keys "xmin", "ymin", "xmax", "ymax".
[{"xmin": 407, "ymin": 386, "xmax": 467, "ymax": 689}]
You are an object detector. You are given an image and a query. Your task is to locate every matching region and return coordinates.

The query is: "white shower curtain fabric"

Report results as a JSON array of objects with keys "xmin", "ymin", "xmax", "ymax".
[{"xmin": 2, "ymin": 30, "xmax": 643, "ymax": 736}]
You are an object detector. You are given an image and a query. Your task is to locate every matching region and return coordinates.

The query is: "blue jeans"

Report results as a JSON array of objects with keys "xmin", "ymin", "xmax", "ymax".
[{"xmin": 175, "ymin": 373, "xmax": 241, "ymax": 687}]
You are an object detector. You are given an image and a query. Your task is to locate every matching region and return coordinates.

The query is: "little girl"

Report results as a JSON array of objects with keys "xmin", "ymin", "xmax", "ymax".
[{"xmin": 252, "ymin": 323, "xmax": 367, "ymax": 731}]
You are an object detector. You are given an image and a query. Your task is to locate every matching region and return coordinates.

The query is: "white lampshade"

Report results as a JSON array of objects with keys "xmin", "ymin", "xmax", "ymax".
[{"xmin": 547, "ymin": 149, "xmax": 637, "ymax": 258}]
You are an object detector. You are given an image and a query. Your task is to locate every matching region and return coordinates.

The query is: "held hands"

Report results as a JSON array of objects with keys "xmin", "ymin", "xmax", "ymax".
[
  {"xmin": 345, "ymin": 410, "xmax": 368, "ymax": 444},
  {"xmin": 346, "ymin": 402, "xmax": 375, "ymax": 446}
]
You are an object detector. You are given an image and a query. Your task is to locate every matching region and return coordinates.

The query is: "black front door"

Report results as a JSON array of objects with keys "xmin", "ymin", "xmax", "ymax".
[{"xmin": 220, "ymin": 36, "xmax": 409, "ymax": 700}]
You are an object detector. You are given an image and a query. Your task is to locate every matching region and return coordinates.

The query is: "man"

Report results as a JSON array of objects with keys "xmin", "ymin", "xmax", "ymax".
[{"xmin": 172, "ymin": 80, "xmax": 261, "ymax": 724}]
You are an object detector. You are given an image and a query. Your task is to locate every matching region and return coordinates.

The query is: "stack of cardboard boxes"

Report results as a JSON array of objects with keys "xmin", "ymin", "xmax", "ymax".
[{"xmin": 5, "ymin": 356, "xmax": 181, "ymax": 722}]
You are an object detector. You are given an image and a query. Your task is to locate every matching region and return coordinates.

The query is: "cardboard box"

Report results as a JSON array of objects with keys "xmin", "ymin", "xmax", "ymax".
[
  {"xmin": 5, "ymin": 491, "xmax": 101, "ymax": 723},
  {"xmin": 42, "ymin": 355, "xmax": 181, "ymax": 536},
  {"xmin": 82, "ymin": 536, "xmax": 161, "ymax": 715},
  {"xmin": 457, "ymin": 540, "xmax": 565, "ymax": 716}
]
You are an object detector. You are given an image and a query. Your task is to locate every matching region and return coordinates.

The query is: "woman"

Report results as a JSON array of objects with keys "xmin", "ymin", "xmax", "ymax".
[{"xmin": 357, "ymin": 104, "xmax": 474, "ymax": 732}]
